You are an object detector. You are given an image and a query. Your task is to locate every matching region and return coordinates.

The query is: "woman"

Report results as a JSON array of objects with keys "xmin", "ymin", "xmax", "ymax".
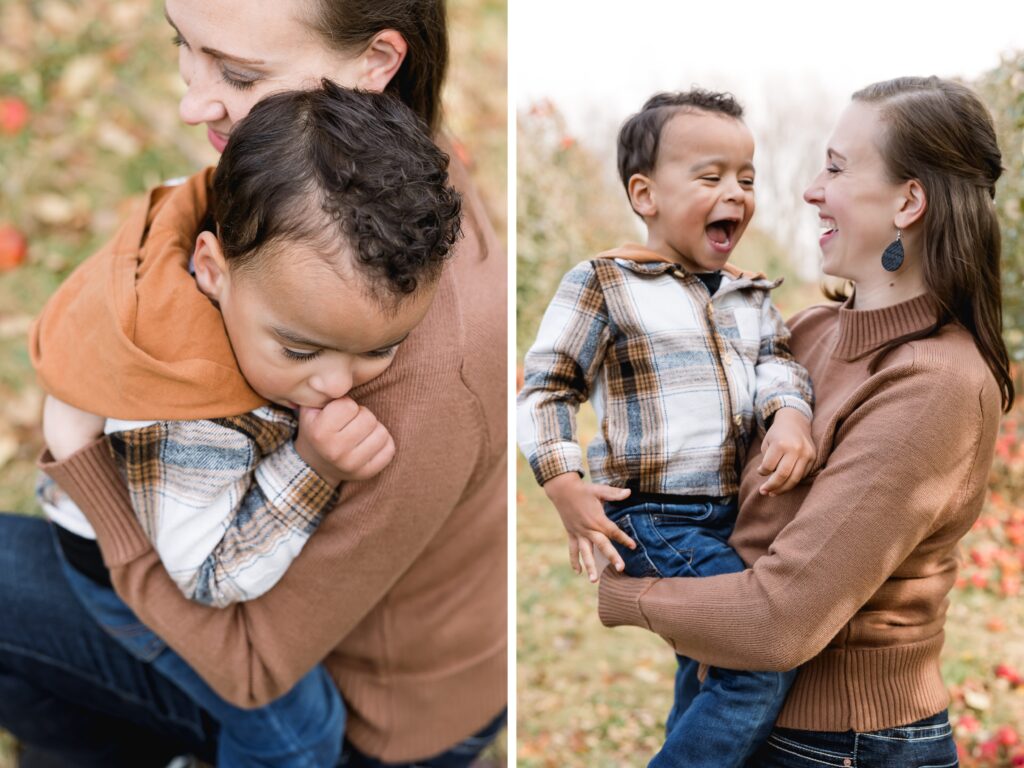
[
  {"xmin": 0, "ymin": 2, "xmax": 506, "ymax": 766},
  {"xmin": 598, "ymin": 76, "xmax": 1012, "ymax": 766}
]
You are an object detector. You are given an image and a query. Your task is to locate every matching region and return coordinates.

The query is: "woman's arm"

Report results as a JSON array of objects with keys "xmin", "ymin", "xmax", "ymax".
[
  {"xmin": 41, "ymin": 387, "xmax": 481, "ymax": 708},
  {"xmin": 599, "ymin": 356, "xmax": 1000, "ymax": 671}
]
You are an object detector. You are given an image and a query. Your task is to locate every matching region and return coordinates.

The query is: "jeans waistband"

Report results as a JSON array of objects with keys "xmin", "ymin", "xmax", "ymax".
[
  {"xmin": 52, "ymin": 524, "xmax": 112, "ymax": 588},
  {"xmin": 604, "ymin": 491, "xmax": 734, "ymax": 514}
]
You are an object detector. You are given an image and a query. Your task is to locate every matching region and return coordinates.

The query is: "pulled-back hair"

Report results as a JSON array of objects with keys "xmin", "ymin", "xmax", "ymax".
[
  {"xmin": 300, "ymin": 0, "xmax": 448, "ymax": 133},
  {"xmin": 848, "ymin": 76, "xmax": 1013, "ymax": 411},
  {"xmin": 212, "ymin": 80, "xmax": 461, "ymax": 300},
  {"xmin": 617, "ymin": 89, "xmax": 745, "ymax": 199}
]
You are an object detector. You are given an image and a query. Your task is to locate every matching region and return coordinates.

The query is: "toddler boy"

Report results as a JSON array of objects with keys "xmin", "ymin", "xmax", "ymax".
[
  {"xmin": 518, "ymin": 90, "xmax": 814, "ymax": 767},
  {"xmin": 33, "ymin": 82, "xmax": 461, "ymax": 767}
]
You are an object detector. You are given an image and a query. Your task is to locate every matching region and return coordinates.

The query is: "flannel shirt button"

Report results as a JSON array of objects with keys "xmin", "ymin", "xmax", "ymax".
[{"xmin": 733, "ymin": 414, "xmax": 742, "ymax": 427}]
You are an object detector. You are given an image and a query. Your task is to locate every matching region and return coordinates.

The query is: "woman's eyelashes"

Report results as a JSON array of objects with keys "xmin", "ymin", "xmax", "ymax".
[
  {"xmin": 170, "ymin": 33, "xmax": 258, "ymax": 91},
  {"xmin": 826, "ymin": 164, "xmax": 843, "ymax": 176}
]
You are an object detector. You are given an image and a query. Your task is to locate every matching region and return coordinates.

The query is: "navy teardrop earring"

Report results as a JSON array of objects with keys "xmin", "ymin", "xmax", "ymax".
[{"xmin": 881, "ymin": 229, "xmax": 904, "ymax": 272}]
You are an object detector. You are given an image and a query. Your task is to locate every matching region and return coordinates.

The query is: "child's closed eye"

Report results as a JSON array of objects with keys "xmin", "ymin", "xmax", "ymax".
[{"xmin": 282, "ymin": 347, "xmax": 323, "ymax": 362}]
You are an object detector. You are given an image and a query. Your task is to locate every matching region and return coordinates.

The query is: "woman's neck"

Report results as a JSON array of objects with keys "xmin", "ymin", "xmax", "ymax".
[{"xmin": 849, "ymin": 266, "xmax": 927, "ymax": 310}]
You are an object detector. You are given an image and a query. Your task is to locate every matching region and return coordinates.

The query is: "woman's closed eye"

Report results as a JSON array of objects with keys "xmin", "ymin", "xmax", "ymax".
[
  {"xmin": 826, "ymin": 164, "xmax": 843, "ymax": 175},
  {"xmin": 171, "ymin": 33, "xmax": 258, "ymax": 91}
]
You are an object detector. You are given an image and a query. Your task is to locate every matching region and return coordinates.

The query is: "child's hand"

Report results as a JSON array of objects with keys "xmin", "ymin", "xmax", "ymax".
[
  {"xmin": 295, "ymin": 397, "xmax": 395, "ymax": 486},
  {"xmin": 543, "ymin": 472, "xmax": 636, "ymax": 583},
  {"xmin": 758, "ymin": 407, "xmax": 815, "ymax": 496},
  {"xmin": 43, "ymin": 395, "xmax": 105, "ymax": 460}
]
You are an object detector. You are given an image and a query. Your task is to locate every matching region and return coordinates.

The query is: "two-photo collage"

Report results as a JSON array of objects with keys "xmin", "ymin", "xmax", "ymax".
[{"xmin": 1, "ymin": 1, "xmax": 1024, "ymax": 766}]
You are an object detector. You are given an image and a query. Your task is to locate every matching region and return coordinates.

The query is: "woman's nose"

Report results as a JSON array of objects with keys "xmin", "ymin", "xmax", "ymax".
[
  {"xmin": 803, "ymin": 174, "xmax": 824, "ymax": 205},
  {"xmin": 178, "ymin": 62, "xmax": 227, "ymax": 126}
]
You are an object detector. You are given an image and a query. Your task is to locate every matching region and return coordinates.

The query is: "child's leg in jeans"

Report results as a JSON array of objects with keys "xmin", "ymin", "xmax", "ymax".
[
  {"xmin": 57, "ymin": 556, "xmax": 344, "ymax": 768},
  {"xmin": 609, "ymin": 500, "xmax": 794, "ymax": 768}
]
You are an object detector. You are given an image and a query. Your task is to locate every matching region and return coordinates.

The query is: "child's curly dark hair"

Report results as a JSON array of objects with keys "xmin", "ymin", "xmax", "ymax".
[{"xmin": 212, "ymin": 79, "xmax": 462, "ymax": 299}]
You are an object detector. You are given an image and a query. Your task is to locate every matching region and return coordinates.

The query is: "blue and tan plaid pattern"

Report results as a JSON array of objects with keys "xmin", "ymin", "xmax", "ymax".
[
  {"xmin": 40, "ymin": 405, "xmax": 338, "ymax": 607},
  {"xmin": 517, "ymin": 258, "xmax": 813, "ymax": 496}
]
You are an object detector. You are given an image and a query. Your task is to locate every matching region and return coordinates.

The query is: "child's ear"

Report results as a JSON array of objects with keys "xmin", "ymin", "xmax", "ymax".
[
  {"xmin": 193, "ymin": 232, "xmax": 230, "ymax": 302},
  {"xmin": 354, "ymin": 29, "xmax": 407, "ymax": 94},
  {"xmin": 628, "ymin": 174, "xmax": 657, "ymax": 218}
]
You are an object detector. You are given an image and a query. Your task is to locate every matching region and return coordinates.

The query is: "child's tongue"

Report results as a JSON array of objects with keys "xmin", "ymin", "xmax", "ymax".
[{"xmin": 706, "ymin": 223, "xmax": 731, "ymax": 246}]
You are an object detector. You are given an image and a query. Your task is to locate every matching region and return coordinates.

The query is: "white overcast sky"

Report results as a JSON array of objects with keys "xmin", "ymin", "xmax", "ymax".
[
  {"xmin": 512, "ymin": 0, "xmax": 1024, "ymax": 133},
  {"xmin": 511, "ymin": 0, "xmax": 1024, "ymax": 275}
]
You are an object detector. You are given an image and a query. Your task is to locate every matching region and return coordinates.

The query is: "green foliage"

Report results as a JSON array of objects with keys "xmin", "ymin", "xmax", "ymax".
[
  {"xmin": 516, "ymin": 103, "xmax": 637, "ymax": 357},
  {"xmin": 976, "ymin": 53, "xmax": 1024, "ymax": 363}
]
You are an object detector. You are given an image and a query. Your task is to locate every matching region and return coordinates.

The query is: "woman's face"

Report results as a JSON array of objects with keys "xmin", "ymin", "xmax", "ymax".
[
  {"xmin": 803, "ymin": 101, "xmax": 907, "ymax": 283},
  {"xmin": 166, "ymin": 0, "xmax": 375, "ymax": 152}
]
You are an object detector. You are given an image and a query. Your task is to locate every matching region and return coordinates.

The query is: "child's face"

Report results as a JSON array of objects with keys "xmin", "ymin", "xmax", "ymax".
[
  {"xmin": 636, "ymin": 111, "xmax": 756, "ymax": 272},
  {"xmin": 194, "ymin": 234, "xmax": 436, "ymax": 409}
]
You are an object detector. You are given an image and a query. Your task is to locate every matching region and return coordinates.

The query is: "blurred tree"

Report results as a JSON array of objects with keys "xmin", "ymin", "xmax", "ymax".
[{"xmin": 976, "ymin": 52, "xmax": 1024, "ymax": 366}]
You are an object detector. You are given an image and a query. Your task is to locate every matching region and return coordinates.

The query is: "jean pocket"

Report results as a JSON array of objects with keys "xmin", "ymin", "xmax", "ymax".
[
  {"xmin": 611, "ymin": 514, "xmax": 662, "ymax": 578},
  {"xmin": 761, "ymin": 732, "xmax": 853, "ymax": 767},
  {"xmin": 858, "ymin": 719, "xmax": 957, "ymax": 768}
]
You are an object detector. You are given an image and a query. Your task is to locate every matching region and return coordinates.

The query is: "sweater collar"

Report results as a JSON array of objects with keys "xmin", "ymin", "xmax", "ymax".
[{"xmin": 832, "ymin": 291, "xmax": 938, "ymax": 361}]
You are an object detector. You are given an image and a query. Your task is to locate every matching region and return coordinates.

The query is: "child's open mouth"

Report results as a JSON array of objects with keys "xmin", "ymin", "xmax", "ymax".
[{"xmin": 706, "ymin": 219, "xmax": 738, "ymax": 254}]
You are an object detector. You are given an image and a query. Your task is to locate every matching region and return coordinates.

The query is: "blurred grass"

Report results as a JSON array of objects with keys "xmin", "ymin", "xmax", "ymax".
[
  {"xmin": 0, "ymin": 0, "xmax": 506, "ymax": 764},
  {"xmin": 517, "ymin": 379, "xmax": 1024, "ymax": 767}
]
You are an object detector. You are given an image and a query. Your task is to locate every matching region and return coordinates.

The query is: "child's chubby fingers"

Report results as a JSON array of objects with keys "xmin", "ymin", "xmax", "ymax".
[
  {"xmin": 577, "ymin": 537, "xmax": 599, "ymax": 583},
  {"xmin": 597, "ymin": 516, "xmax": 636, "ymax": 550},
  {"xmin": 757, "ymin": 442, "xmax": 783, "ymax": 477},
  {"xmin": 566, "ymin": 535, "xmax": 583, "ymax": 575},
  {"xmin": 345, "ymin": 431, "xmax": 396, "ymax": 480},
  {"xmin": 759, "ymin": 452, "xmax": 798, "ymax": 496},
  {"xmin": 588, "ymin": 531, "xmax": 626, "ymax": 574},
  {"xmin": 589, "ymin": 484, "xmax": 632, "ymax": 504}
]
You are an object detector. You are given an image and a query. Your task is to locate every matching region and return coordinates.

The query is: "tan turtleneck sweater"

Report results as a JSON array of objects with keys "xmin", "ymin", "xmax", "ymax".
[
  {"xmin": 39, "ymin": 155, "xmax": 507, "ymax": 762},
  {"xmin": 599, "ymin": 293, "xmax": 1001, "ymax": 731}
]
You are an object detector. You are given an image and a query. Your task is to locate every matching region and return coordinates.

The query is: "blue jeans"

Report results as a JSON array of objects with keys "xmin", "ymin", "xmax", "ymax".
[
  {"xmin": 0, "ymin": 514, "xmax": 502, "ymax": 767},
  {"xmin": 749, "ymin": 711, "xmax": 958, "ymax": 767},
  {"xmin": 608, "ymin": 499, "xmax": 796, "ymax": 768},
  {"xmin": 56, "ymin": 538, "xmax": 345, "ymax": 768}
]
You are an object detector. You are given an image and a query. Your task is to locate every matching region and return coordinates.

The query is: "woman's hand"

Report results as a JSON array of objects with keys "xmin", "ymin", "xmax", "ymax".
[
  {"xmin": 758, "ymin": 407, "xmax": 816, "ymax": 496},
  {"xmin": 43, "ymin": 395, "xmax": 106, "ymax": 460}
]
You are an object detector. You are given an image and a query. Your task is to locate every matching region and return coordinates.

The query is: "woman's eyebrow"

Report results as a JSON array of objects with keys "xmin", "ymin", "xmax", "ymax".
[
  {"xmin": 827, "ymin": 148, "xmax": 848, "ymax": 162},
  {"xmin": 164, "ymin": 10, "xmax": 267, "ymax": 66}
]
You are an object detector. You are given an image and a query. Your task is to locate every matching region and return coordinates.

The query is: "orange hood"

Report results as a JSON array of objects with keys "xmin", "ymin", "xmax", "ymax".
[{"xmin": 29, "ymin": 169, "xmax": 267, "ymax": 420}]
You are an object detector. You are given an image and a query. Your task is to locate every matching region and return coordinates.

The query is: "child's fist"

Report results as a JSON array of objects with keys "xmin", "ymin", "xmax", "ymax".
[
  {"xmin": 758, "ymin": 406, "xmax": 815, "ymax": 496},
  {"xmin": 295, "ymin": 397, "xmax": 395, "ymax": 486}
]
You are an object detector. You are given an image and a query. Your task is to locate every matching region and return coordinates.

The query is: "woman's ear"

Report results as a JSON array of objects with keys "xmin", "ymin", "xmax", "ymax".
[
  {"xmin": 628, "ymin": 174, "xmax": 657, "ymax": 218},
  {"xmin": 895, "ymin": 179, "xmax": 927, "ymax": 229},
  {"xmin": 355, "ymin": 29, "xmax": 408, "ymax": 93},
  {"xmin": 193, "ymin": 231, "xmax": 230, "ymax": 302}
]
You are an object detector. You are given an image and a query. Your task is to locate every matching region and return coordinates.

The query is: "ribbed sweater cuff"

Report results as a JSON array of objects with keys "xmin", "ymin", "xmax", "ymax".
[
  {"xmin": 38, "ymin": 439, "xmax": 151, "ymax": 566},
  {"xmin": 598, "ymin": 570, "xmax": 655, "ymax": 629}
]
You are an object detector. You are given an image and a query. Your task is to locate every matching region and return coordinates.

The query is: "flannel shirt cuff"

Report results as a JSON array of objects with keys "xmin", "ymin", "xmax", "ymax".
[
  {"xmin": 255, "ymin": 441, "xmax": 339, "ymax": 526},
  {"xmin": 528, "ymin": 441, "xmax": 585, "ymax": 487},
  {"xmin": 758, "ymin": 395, "xmax": 813, "ymax": 432}
]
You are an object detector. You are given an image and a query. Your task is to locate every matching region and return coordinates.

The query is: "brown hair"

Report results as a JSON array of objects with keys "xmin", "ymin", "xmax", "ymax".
[
  {"xmin": 842, "ymin": 76, "xmax": 1013, "ymax": 411},
  {"xmin": 617, "ymin": 89, "xmax": 744, "ymax": 205},
  {"xmin": 301, "ymin": 0, "xmax": 448, "ymax": 133}
]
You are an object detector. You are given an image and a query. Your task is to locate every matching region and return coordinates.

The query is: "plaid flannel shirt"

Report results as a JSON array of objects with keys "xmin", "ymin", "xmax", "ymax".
[
  {"xmin": 517, "ymin": 257, "xmax": 814, "ymax": 496},
  {"xmin": 39, "ymin": 405, "xmax": 338, "ymax": 607}
]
